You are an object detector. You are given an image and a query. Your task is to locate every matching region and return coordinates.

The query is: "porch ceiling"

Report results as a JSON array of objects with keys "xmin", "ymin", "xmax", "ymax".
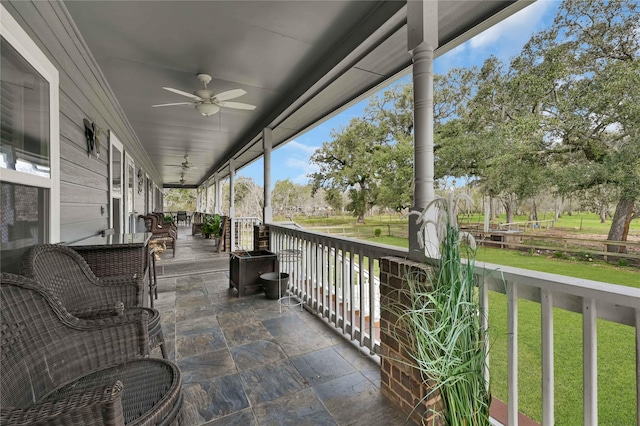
[{"xmin": 63, "ymin": 0, "xmax": 531, "ymax": 189}]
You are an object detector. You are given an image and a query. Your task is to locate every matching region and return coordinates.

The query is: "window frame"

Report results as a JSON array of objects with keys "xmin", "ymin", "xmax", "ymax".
[{"xmin": 1, "ymin": 4, "xmax": 60, "ymax": 243}]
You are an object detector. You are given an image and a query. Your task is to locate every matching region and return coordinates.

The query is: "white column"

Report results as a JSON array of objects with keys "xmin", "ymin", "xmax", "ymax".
[
  {"xmin": 214, "ymin": 173, "xmax": 222, "ymax": 215},
  {"xmin": 229, "ymin": 160, "xmax": 236, "ymax": 251},
  {"xmin": 205, "ymin": 184, "xmax": 210, "ymax": 214},
  {"xmin": 263, "ymin": 128, "xmax": 273, "ymax": 224},
  {"xmin": 407, "ymin": 0, "xmax": 438, "ymax": 260}
]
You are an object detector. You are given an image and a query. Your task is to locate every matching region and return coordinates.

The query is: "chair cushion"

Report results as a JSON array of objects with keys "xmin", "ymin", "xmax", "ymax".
[{"xmin": 43, "ymin": 359, "xmax": 182, "ymax": 425}]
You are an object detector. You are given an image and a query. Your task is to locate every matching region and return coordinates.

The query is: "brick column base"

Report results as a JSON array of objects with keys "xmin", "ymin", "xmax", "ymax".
[
  {"xmin": 379, "ymin": 256, "xmax": 444, "ymax": 426},
  {"xmin": 254, "ymin": 225, "xmax": 270, "ymax": 251}
]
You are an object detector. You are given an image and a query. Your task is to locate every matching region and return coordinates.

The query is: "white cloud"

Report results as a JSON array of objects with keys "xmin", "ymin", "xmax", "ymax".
[
  {"xmin": 281, "ymin": 139, "xmax": 319, "ymax": 156},
  {"xmin": 285, "ymin": 157, "xmax": 318, "ymax": 185},
  {"xmin": 470, "ymin": 1, "xmax": 557, "ymax": 49}
]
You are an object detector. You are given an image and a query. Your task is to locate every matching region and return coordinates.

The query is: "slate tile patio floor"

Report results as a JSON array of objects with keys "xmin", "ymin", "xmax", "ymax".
[{"xmin": 152, "ymin": 226, "xmax": 416, "ymax": 426}]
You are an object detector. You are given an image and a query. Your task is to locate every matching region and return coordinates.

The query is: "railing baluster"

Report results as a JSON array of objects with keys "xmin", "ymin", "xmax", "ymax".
[
  {"xmin": 541, "ymin": 288, "xmax": 554, "ymax": 425},
  {"xmin": 480, "ymin": 274, "xmax": 490, "ymax": 393},
  {"xmin": 368, "ymin": 255, "xmax": 375, "ymax": 354},
  {"xmin": 332, "ymin": 245, "xmax": 338, "ymax": 325},
  {"xmin": 508, "ymin": 281, "xmax": 519, "ymax": 426},
  {"xmin": 347, "ymin": 249, "xmax": 354, "ymax": 340},
  {"xmin": 583, "ymin": 297, "xmax": 598, "ymax": 426},
  {"xmin": 359, "ymin": 252, "xmax": 366, "ymax": 347}
]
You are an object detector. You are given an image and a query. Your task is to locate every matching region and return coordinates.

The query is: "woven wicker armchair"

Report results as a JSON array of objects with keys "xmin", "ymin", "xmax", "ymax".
[
  {"xmin": 139, "ymin": 214, "xmax": 177, "ymax": 257},
  {"xmin": 20, "ymin": 244, "xmax": 167, "ymax": 358},
  {"xmin": 152, "ymin": 212, "xmax": 178, "ymax": 235},
  {"xmin": 0, "ymin": 273, "xmax": 183, "ymax": 426}
]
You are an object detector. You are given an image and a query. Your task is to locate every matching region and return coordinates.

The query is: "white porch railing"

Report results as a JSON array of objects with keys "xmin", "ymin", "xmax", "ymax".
[
  {"xmin": 268, "ymin": 223, "xmax": 407, "ymax": 354},
  {"xmin": 233, "ymin": 217, "xmax": 262, "ymax": 250},
  {"xmin": 476, "ymin": 262, "xmax": 640, "ymax": 426},
  {"xmin": 266, "ymin": 223, "xmax": 640, "ymax": 425}
]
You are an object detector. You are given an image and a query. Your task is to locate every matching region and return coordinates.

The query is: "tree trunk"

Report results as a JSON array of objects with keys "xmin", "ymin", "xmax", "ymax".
[
  {"xmin": 529, "ymin": 198, "xmax": 538, "ymax": 221},
  {"xmin": 555, "ymin": 196, "xmax": 563, "ymax": 220},
  {"xmin": 503, "ymin": 197, "xmax": 517, "ymax": 225},
  {"xmin": 599, "ymin": 206, "xmax": 607, "ymax": 224},
  {"xmin": 567, "ymin": 196, "xmax": 572, "ymax": 216},
  {"xmin": 606, "ymin": 199, "xmax": 635, "ymax": 253}
]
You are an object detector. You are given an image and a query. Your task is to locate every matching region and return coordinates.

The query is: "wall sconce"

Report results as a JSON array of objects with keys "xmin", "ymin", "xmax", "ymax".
[
  {"xmin": 100, "ymin": 205, "xmax": 105, "ymax": 215},
  {"xmin": 83, "ymin": 118, "xmax": 102, "ymax": 159},
  {"xmin": 137, "ymin": 168, "xmax": 144, "ymax": 194}
]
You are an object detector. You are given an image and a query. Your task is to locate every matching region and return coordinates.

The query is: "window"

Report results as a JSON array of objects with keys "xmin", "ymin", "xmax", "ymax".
[{"xmin": 1, "ymin": 5, "xmax": 59, "ymax": 271}]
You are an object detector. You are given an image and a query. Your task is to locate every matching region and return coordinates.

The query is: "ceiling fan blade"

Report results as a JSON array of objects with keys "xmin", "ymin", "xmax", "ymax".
[
  {"xmin": 217, "ymin": 101, "xmax": 256, "ymax": 110},
  {"xmin": 215, "ymin": 88, "xmax": 246, "ymax": 101},
  {"xmin": 163, "ymin": 87, "xmax": 202, "ymax": 100},
  {"xmin": 152, "ymin": 102, "xmax": 193, "ymax": 107}
]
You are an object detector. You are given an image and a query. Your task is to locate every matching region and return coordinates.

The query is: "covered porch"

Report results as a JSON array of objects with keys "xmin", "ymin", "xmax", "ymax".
[{"xmin": 154, "ymin": 224, "xmax": 414, "ymax": 425}]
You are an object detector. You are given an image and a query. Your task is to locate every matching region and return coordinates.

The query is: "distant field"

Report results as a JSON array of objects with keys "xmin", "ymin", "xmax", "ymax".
[{"xmin": 288, "ymin": 212, "xmax": 640, "ymax": 237}]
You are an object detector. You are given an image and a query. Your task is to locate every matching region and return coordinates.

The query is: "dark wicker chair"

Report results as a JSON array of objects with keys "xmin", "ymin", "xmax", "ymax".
[
  {"xmin": 20, "ymin": 244, "xmax": 167, "ymax": 358},
  {"xmin": 176, "ymin": 211, "xmax": 188, "ymax": 225},
  {"xmin": 139, "ymin": 214, "xmax": 177, "ymax": 257},
  {"xmin": 152, "ymin": 212, "xmax": 178, "ymax": 235},
  {"xmin": 0, "ymin": 273, "xmax": 183, "ymax": 426}
]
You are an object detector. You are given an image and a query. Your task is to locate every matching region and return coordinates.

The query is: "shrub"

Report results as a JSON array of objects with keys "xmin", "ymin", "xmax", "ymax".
[{"xmin": 374, "ymin": 228, "xmax": 382, "ymax": 237}]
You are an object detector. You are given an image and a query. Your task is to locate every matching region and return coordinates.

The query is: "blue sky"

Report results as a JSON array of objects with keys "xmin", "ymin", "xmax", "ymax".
[{"xmin": 238, "ymin": 1, "xmax": 560, "ymax": 189}]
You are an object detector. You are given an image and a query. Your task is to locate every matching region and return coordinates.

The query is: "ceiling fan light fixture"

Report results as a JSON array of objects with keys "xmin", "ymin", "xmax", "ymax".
[{"xmin": 196, "ymin": 103, "xmax": 220, "ymax": 117}]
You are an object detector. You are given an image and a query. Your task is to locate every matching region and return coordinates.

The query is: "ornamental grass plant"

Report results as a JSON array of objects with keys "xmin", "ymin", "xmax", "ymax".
[{"xmin": 386, "ymin": 195, "xmax": 490, "ymax": 425}]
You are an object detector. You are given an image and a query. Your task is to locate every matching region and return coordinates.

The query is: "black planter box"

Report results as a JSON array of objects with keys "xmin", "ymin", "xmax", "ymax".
[{"xmin": 229, "ymin": 250, "xmax": 278, "ymax": 297}]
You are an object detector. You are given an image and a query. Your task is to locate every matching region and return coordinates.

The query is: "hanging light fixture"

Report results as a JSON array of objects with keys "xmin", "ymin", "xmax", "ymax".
[{"xmin": 195, "ymin": 102, "xmax": 220, "ymax": 117}]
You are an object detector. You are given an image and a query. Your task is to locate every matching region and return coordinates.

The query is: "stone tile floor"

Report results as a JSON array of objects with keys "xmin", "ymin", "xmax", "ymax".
[{"xmin": 152, "ymin": 226, "xmax": 416, "ymax": 426}]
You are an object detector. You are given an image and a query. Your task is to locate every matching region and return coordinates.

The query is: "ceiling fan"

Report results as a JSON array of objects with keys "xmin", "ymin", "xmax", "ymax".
[
  {"xmin": 165, "ymin": 155, "xmax": 197, "ymax": 170},
  {"xmin": 169, "ymin": 172, "xmax": 187, "ymax": 186},
  {"xmin": 152, "ymin": 74, "xmax": 256, "ymax": 116}
]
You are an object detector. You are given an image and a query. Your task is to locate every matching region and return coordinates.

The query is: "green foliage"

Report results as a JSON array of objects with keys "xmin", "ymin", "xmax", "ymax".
[
  {"xmin": 384, "ymin": 198, "xmax": 489, "ymax": 425},
  {"xmin": 164, "ymin": 188, "xmax": 196, "ymax": 211},
  {"xmin": 163, "ymin": 215, "xmax": 173, "ymax": 223},
  {"xmin": 374, "ymin": 228, "xmax": 382, "ymax": 237},
  {"xmin": 202, "ymin": 214, "xmax": 221, "ymax": 237},
  {"xmin": 309, "ymin": 118, "xmax": 385, "ymax": 223}
]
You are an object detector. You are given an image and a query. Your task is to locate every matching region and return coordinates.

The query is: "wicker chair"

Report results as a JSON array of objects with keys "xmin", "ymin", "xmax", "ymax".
[
  {"xmin": 139, "ymin": 214, "xmax": 177, "ymax": 257},
  {"xmin": 20, "ymin": 244, "xmax": 167, "ymax": 358},
  {"xmin": 0, "ymin": 273, "xmax": 183, "ymax": 426},
  {"xmin": 176, "ymin": 211, "xmax": 188, "ymax": 225},
  {"xmin": 152, "ymin": 212, "xmax": 178, "ymax": 235}
]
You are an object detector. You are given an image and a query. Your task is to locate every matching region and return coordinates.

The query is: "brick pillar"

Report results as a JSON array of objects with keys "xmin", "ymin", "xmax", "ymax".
[
  {"xmin": 254, "ymin": 225, "xmax": 270, "ymax": 251},
  {"xmin": 379, "ymin": 256, "xmax": 444, "ymax": 426}
]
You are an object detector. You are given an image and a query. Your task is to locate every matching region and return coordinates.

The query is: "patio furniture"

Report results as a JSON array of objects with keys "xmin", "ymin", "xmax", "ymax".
[
  {"xmin": 191, "ymin": 212, "xmax": 205, "ymax": 235},
  {"xmin": 153, "ymin": 212, "xmax": 178, "ymax": 235},
  {"xmin": 140, "ymin": 214, "xmax": 176, "ymax": 257},
  {"xmin": 0, "ymin": 273, "xmax": 183, "ymax": 426},
  {"xmin": 20, "ymin": 244, "xmax": 167, "ymax": 358},
  {"xmin": 176, "ymin": 211, "xmax": 188, "ymax": 225}
]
